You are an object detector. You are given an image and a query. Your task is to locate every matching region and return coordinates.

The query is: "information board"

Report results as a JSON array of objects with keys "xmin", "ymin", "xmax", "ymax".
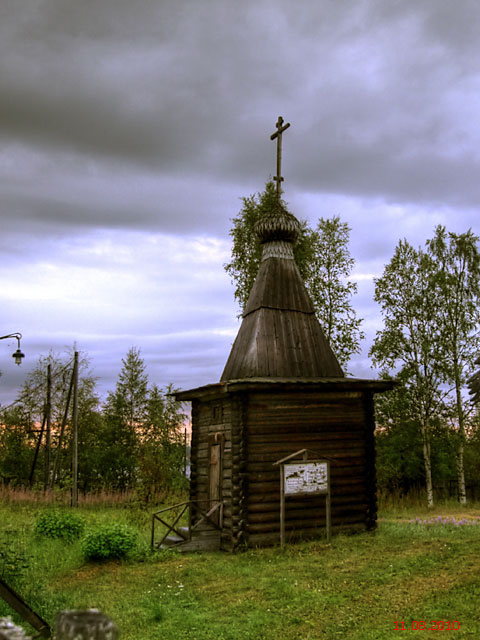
[{"xmin": 283, "ymin": 461, "xmax": 328, "ymax": 495}]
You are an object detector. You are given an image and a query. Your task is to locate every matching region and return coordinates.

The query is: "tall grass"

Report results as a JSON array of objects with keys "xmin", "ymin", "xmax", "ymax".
[
  {"xmin": 0, "ymin": 486, "xmax": 188, "ymax": 508},
  {"xmin": 4, "ymin": 485, "xmax": 470, "ymax": 510},
  {"xmin": 378, "ymin": 488, "xmax": 480, "ymax": 520}
]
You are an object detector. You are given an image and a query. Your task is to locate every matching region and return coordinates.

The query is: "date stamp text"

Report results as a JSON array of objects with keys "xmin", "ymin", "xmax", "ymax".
[{"xmin": 394, "ymin": 621, "xmax": 460, "ymax": 631}]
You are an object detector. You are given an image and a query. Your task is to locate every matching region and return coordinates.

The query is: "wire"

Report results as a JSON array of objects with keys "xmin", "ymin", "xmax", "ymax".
[
  {"xmin": 1, "ymin": 357, "xmax": 76, "ymax": 412},
  {"xmin": 0, "ymin": 399, "xmax": 21, "ymax": 411}
]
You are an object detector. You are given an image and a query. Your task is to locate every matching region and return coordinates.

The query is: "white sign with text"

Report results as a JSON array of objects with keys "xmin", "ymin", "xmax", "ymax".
[{"xmin": 283, "ymin": 461, "xmax": 328, "ymax": 495}]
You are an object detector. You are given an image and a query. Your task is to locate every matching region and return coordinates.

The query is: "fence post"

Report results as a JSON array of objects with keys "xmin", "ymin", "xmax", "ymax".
[
  {"xmin": 0, "ymin": 579, "xmax": 50, "ymax": 638},
  {"xmin": 0, "ymin": 617, "xmax": 31, "ymax": 640},
  {"xmin": 55, "ymin": 610, "xmax": 118, "ymax": 640}
]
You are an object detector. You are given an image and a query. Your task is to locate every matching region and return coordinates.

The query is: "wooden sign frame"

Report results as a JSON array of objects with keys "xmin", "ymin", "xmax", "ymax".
[{"xmin": 274, "ymin": 449, "xmax": 331, "ymax": 547}]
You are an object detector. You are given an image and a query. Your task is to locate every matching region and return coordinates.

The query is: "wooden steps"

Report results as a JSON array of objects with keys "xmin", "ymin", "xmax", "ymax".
[
  {"xmin": 152, "ymin": 501, "xmax": 223, "ymax": 553},
  {"xmin": 159, "ymin": 526, "xmax": 221, "ymax": 552}
]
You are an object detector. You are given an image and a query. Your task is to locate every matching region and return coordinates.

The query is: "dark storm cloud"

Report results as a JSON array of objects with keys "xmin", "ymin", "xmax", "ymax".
[
  {"xmin": 0, "ymin": 153, "xmax": 240, "ymax": 248},
  {"xmin": 0, "ymin": 0, "xmax": 277, "ymax": 171},
  {"xmin": 3, "ymin": 0, "xmax": 480, "ymax": 236}
]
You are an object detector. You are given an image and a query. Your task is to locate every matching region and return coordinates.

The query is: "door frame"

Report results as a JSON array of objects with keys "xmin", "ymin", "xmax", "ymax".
[{"xmin": 207, "ymin": 432, "xmax": 224, "ymax": 526}]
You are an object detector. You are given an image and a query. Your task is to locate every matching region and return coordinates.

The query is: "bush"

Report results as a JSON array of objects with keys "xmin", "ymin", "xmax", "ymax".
[
  {"xmin": 34, "ymin": 510, "xmax": 85, "ymax": 542},
  {"xmin": 82, "ymin": 524, "xmax": 137, "ymax": 561}
]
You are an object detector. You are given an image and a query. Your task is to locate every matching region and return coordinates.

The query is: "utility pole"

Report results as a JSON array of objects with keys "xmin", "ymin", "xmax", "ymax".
[
  {"xmin": 29, "ymin": 414, "xmax": 46, "ymax": 487},
  {"xmin": 44, "ymin": 364, "xmax": 51, "ymax": 493},
  {"xmin": 50, "ymin": 366, "xmax": 75, "ymax": 490},
  {"xmin": 71, "ymin": 351, "xmax": 79, "ymax": 507}
]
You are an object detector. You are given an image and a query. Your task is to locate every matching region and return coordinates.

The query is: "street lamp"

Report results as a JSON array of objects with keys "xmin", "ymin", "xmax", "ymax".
[{"xmin": 0, "ymin": 333, "xmax": 25, "ymax": 365}]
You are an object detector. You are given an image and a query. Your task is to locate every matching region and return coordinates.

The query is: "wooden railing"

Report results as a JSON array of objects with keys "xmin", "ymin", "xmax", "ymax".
[
  {"xmin": 0, "ymin": 577, "xmax": 50, "ymax": 638},
  {"xmin": 151, "ymin": 500, "xmax": 223, "ymax": 549}
]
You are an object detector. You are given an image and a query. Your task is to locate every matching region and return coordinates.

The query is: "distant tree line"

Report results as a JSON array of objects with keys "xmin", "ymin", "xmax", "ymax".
[
  {"xmin": 226, "ymin": 183, "xmax": 480, "ymax": 506},
  {"xmin": 0, "ymin": 347, "xmax": 187, "ymax": 499}
]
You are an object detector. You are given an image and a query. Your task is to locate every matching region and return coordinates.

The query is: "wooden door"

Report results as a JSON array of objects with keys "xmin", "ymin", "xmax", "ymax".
[{"xmin": 209, "ymin": 442, "xmax": 222, "ymax": 525}]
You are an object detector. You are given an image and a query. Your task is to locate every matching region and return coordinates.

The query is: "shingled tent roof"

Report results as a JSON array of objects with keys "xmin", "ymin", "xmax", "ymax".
[{"xmin": 221, "ymin": 201, "xmax": 344, "ymax": 381}]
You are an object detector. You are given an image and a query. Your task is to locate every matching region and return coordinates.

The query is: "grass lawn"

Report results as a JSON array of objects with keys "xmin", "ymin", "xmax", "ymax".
[{"xmin": 1, "ymin": 497, "xmax": 479, "ymax": 639}]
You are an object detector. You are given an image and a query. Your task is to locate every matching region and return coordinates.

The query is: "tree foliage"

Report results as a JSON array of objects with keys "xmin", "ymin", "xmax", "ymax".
[
  {"xmin": 370, "ymin": 240, "xmax": 446, "ymax": 507},
  {"xmin": 305, "ymin": 216, "xmax": 365, "ymax": 369},
  {"xmin": 374, "ymin": 374, "xmax": 458, "ymax": 498},
  {"xmin": 110, "ymin": 346, "xmax": 149, "ymax": 429},
  {"xmin": 224, "ymin": 182, "xmax": 313, "ymax": 311},
  {"xmin": 138, "ymin": 383, "xmax": 187, "ymax": 496},
  {"xmin": 375, "ymin": 380, "xmax": 427, "ymax": 495},
  {"xmin": 372, "ymin": 227, "xmax": 480, "ymax": 505},
  {"xmin": 0, "ymin": 347, "xmax": 187, "ymax": 496},
  {"xmin": 100, "ymin": 347, "xmax": 148, "ymax": 490},
  {"xmin": 0, "ymin": 405, "xmax": 35, "ymax": 486},
  {"xmin": 426, "ymin": 226, "xmax": 480, "ymax": 503}
]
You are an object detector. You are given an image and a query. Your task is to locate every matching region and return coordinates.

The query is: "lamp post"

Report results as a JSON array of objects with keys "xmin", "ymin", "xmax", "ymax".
[{"xmin": 0, "ymin": 333, "xmax": 25, "ymax": 365}]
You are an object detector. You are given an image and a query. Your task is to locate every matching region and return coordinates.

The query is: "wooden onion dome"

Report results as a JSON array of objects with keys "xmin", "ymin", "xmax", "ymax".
[{"xmin": 221, "ymin": 200, "xmax": 344, "ymax": 381}]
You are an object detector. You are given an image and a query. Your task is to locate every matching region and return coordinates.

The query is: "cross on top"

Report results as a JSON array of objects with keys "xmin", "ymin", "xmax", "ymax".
[{"xmin": 270, "ymin": 116, "xmax": 290, "ymax": 198}]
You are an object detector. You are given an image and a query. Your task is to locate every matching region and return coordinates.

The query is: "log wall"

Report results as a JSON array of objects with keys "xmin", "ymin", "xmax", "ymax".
[
  {"xmin": 229, "ymin": 392, "xmax": 248, "ymax": 550},
  {"xmin": 245, "ymin": 389, "xmax": 376, "ymax": 546}
]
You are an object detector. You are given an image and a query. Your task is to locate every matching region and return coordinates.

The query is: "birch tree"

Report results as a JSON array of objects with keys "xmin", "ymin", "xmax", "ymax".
[
  {"xmin": 370, "ymin": 240, "xmax": 445, "ymax": 507},
  {"xmin": 305, "ymin": 216, "xmax": 364, "ymax": 370},
  {"xmin": 426, "ymin": 226, "xmax": 480, "ymax": 504}
]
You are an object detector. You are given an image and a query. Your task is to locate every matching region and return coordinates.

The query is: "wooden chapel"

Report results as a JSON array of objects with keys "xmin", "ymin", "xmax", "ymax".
[{"xmin": 174, "ymin": 118, "xmax": 394, "ymax": 550}]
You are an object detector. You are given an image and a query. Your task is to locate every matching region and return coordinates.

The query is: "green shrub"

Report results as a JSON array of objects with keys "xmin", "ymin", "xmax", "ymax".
[
  {"xmin": 34, "ymin": 510, "xmax": 85, "ymax": 542},
  {"xmin": 82, "ymin": 524, "xmax": 137, "ymax": 561}
]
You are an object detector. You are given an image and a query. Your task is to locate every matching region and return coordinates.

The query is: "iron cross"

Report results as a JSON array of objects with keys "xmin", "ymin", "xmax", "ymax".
[{"xmin": 270, "ymin": 116, "xmax": 290, "ymax": 197}]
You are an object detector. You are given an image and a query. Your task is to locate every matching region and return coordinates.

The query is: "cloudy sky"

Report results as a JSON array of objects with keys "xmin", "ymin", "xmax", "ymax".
[{"xmin": 1, "ymin": 0, "xmax": 479, "ymax": 406}]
